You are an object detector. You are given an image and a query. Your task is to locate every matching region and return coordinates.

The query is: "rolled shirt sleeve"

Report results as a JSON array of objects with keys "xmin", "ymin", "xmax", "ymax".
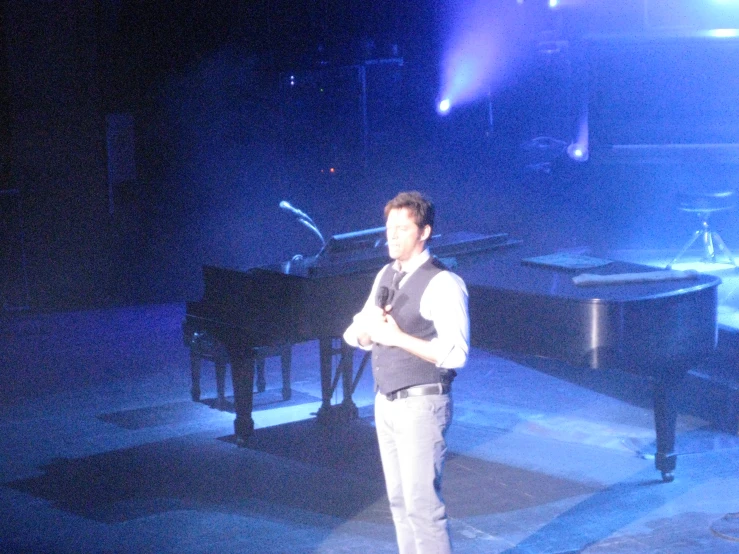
[{"xmin": 421, "ymin": 271, "xmax": 470, "ymax": 369}]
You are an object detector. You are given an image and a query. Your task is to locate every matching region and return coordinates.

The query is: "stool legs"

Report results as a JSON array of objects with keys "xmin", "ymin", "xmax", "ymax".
[
  {"xmin": 255, "ymin": 344, "xmax": 292, "ymax": 400},
  {"xmin": 710, "ymin": 231, "xmax": 737, "ymax": 267},
  {"xmin": 187, "ymin": 335, "xmax": 292, "ymax": 408},
  {"xmin": 667, "ymin": 221, "xmax": 737, "ymax": 269},
  {"xmin": 666, "ymin": 229, "xmax": 703, "ymax": 269}
]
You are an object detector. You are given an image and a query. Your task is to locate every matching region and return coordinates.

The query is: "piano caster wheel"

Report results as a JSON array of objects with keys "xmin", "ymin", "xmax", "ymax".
[
  {"xmin": 234, "ymin": 418, "xmax": 255, "ymax": 446},
  {"xmin": 190, "ymin": 386, "xmax": 201, "ymax": 402},
  {"xmin": 282, "ymin": 389, "xmax": 291, "ymax": 401},
  {"xmin": 655, "ymin": 452, "xmax": 676, "ymax": 483}
]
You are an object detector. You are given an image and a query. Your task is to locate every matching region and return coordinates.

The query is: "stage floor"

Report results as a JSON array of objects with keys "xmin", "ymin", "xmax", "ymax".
[{"xmin": 2, "ymin": 248, "xmax": 739, "ymax": 553}]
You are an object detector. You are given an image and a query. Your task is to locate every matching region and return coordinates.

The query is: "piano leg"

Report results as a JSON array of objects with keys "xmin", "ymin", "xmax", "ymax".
[
  {"xmin": 280, "ymin": 344, "xmax": 292, "ymax": 401},
  {"xmin": 318, "ymin": 338, "xmax": 335, "ymax": 420},
  {"xmin": 338, "ymin": 341, "xmax": 358, "ymax": 417},
  {"xmin": 255, "ymin": 357, "xmax": 267, "ymax": 393},
  {"xmin": 214, "ymin": 354, "xmax": 227, "ymax": 410},
  {"xmin": 189, "ymin": 348, "xmax": 202, "ymax": 402},
  {"xmin": 316, "ymin": 338, "xmax": 358, "ymax": 423},
  {"xmin": 652, "ymin": 364, "xmax": 689, "ymax": 482},
  {"xmin": 228, "ymin": 345, "xmax": 256, "ymax": 445}
]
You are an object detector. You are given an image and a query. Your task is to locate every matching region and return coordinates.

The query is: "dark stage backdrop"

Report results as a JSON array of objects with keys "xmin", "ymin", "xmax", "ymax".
[{"xmin": 3, "ymin": 1, "xmax": 739, "ymax": 311}]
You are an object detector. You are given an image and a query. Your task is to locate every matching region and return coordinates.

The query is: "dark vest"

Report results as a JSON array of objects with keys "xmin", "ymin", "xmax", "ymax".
[{"xmin": 372, "ymin": 257, "xmax": 446, "ymax": 394}]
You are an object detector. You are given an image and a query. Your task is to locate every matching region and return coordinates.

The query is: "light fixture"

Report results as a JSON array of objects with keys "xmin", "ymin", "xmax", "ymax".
[{"xmin": 566, "ymin": 143, "xmax": 589, "ymax": 162}]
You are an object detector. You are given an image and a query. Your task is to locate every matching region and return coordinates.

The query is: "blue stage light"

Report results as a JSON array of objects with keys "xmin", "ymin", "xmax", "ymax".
[
  {"xmin": 706, "ymin": 28, "xmax": 739, "ymax": 37},
  {"xmin": 566, "ymin": 143, "xmax": 589, "ymax": 162},
  {"xmin": 436, "ymin": 2, "xmax": 545, "ymax": 116},
  {"xmin": 438, "ymin": 99, "xmax": 451, "ymax": 114}
]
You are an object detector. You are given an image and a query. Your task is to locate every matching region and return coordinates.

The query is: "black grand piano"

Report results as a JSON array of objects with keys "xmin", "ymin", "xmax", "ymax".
[
  {"xmin": 184, "ymin": 231, "xmax": 720, "ymax": 482},
  {"xmin": 183, "ymin": 228, "xmax": 514, "ymax": 441},
  {"xmin": 464, "ymin": 247, "xmax": 720, "ymax": 481}
]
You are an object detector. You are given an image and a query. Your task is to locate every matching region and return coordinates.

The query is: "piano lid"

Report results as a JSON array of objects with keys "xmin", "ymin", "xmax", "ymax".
[
  {"xmin": 278, "ymin": 230, "xmax": 518, "ymax": 278},
  {"xmin": 464, "ymin": 245, "xmax": 721, "ymax": 372},
  {"xmin": 461, "ymin": 246, "xmax": 721, "ymax": 303}
]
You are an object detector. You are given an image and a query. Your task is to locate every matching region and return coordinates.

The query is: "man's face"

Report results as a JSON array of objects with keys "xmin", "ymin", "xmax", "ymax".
[{"xmin": 385, "ymin": 207, "xmax": 431, "ymax": 263}]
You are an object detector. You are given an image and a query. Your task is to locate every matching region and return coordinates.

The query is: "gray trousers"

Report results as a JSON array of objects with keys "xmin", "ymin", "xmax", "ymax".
[{"xmin": 374, "ymin": 391, "xmax": 453, "ymax": 554}]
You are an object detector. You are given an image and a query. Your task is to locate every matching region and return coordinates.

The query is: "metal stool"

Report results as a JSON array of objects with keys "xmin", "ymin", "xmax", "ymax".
[{"xmin": 666, "ymin": 190, "xmax": 737, "ymax": 269}]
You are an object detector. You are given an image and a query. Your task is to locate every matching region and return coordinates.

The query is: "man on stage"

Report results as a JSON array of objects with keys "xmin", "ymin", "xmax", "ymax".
[{"xmin": 343, "ymin": 191, "xmax": 469, "ymax": 553}]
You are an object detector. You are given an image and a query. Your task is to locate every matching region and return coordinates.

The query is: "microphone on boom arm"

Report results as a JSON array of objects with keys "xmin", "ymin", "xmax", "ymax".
[
  {"xmin": 279, "ymin": 200, "xmax": 326, "ymax": 247},
  {"xmin": 279, "ymin": 200, "xmax": 312, "ymax": 223}
]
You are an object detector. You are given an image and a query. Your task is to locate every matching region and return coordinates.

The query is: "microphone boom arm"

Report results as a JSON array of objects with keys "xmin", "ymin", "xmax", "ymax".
[
  {"xmin": 297, "ymin": 217, "xmax": 326, "ymax": 247},
  {"xmin": 280, "ymin": 200, "xmax": 327, "ymax": 248}
]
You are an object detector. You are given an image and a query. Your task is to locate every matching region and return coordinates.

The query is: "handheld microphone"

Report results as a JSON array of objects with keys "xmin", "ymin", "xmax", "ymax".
[{"xmin": 376, "ymin": 285, "xmax": 394, "ymax": 314}]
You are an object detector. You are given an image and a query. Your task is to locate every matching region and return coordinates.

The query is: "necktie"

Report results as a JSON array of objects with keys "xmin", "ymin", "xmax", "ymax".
[{"xmin": 392, "ymin": 270, "xmax": 406, "ymax": 290}]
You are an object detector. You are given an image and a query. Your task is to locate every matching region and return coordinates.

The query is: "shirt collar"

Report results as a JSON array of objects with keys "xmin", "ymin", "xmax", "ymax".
[{"xmin": 393, "ymin": 248, "xmax": 430, "ymax": 276}]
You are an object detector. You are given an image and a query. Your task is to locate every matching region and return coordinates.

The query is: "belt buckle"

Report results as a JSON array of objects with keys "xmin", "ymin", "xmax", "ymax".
[
  {"xmin": 386, "ymin": 383, "xmax": 448, "ymax": 401},
  {"xmin": 386, "ymin": 388, "xmax": 407, "ymax": 401}
]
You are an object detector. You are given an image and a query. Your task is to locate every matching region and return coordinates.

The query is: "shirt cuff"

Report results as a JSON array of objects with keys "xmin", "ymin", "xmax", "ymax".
[
  {"xmin": 430, "ymin": 338, "xmax": 466, "ymax": 369},
  {"xmin": 342, "ymin": 323, "xmax": 373, "ymax": 351}
]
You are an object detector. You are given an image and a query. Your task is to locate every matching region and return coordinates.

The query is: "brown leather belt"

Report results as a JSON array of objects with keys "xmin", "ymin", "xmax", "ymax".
[{"xmin": 385, "ymin": 383, "xmax": 451, "ymax": 401}]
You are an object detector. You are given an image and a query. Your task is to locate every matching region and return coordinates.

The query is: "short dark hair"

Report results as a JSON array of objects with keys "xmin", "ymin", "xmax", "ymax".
[{"xmin": 384, "ymin": 191, "xmax": 435, "ymax": 230}]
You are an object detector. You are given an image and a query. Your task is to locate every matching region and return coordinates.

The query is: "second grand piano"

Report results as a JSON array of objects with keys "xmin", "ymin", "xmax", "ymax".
[{"xmin": 463, "ymin": 247, "xmax": 721, "ymax": 481}]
